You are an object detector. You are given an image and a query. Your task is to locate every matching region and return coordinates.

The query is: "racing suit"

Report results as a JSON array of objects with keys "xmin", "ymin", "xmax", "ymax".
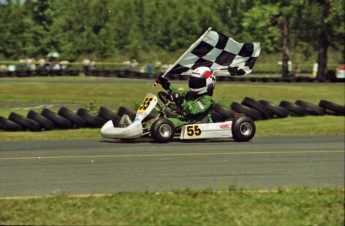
[{"xmin": 166, "ymin": 85, "xmax": 214, "ymax": 127}]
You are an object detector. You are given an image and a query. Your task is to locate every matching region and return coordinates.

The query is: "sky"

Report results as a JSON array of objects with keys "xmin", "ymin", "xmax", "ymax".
[{"xmin": 0, "ymin": 0, "xmax": 26, "ymax": 4}]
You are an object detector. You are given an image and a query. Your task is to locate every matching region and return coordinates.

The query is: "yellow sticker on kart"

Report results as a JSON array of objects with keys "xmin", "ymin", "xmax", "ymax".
[
  {"xmin": 180, "ymin": 122, "xmax": 232, "ymax": 140},
  {"xmin": 137, "ymin": 95, "xmax": 155, "ymax": 113},
  {"xmin": 186, "ymin": 125, "xmax": 202, "ymax": 136}
]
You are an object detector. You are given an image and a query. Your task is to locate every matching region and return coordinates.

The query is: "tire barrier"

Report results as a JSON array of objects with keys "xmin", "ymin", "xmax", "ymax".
[
  {"xmin": 229, "ymin": 98, "xmax": 345, "ymax": 121},
  {"xmin": 0, "ymin": 70, "xmax": 80, "ymax": 77},
  {"xmin": 98, "ymin": 106, "xmax": 121, "ymax": 127},
  {"xmin": 0, "ymin": 100, "xmax": 344, "ymax": 132},
  {"xmin": 242, "ymin": 97, "xmax": 274, "ymax": 119},
  {"xmin": 258, "ymin": 100, "xmax": 289, "ymax": 118},
  {"xmin": 58, "ymin": 107, "xmax": 88, "ymax": 128},
  {"xmin": 213, "ymin": 103, "xmax": 237, "ymax": 121},
  {"xmin": 0, "ymin": 115, "xmax": 25, "ymax": 131},
  {"xmin": 9, "ymin": 112, "xmax": 41, "ymax": 132},
  {"xmin": 279, "ymin": 101, "xmax": 308, "ymax": 117},
  {"xmin": 295, "ymin": 100, "xmax": 326, "ymax": 116},
  {"xmin": 42, "ymin": 108, "xmax": 73, "ymax": 129},
  {"xmin": 0, "ymin": 69, "xmax": 344, "ymax": 83},
  {"xmin": 230, "ymin": 102, "xmax": 263, "ymax": 121},
  {"xmin": 117, "ymin": 106, "xmax": 137, "ymax": 121},
  {"xmin": 319, "ymin": 100, "xmax": 345, "ymax": 115},
  {"xmin": 76, "ymin": 108, "xmax": 106, "ymax": 128},
  {"xmin": 27, "ymin": 110, "xmax": 55, "ymax": 130}
]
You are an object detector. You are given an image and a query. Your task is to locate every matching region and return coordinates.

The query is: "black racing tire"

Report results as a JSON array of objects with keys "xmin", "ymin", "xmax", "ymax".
[
  {"xmin": 147, "ymin": 112, "xmax": 157, "ymax": 120},
  {"xmin": 0, "ymin": 121, "xmax": 5, "ymax": 130},
  {"xmin": 9, "ymin": 112, "xmax": 41, "ymax": 132},
  {"xmin": 117, "ymin": 106, "xmax": 136, "ymax": 121},
  {"xmin": 242, "ymin": 97, "xmax": 274, "ymax": 119},
  {"xmin": 98, "ymin": 106, "xmax": 121, "ymax": 127},
  {"xmin": 42, "ymin": 108, "xmax": 73, "ymax": 129},
  {"xmin": 232, "ymin": 116, "xmax": 256, "ymax": 142},
  {"xmin": 319, "ymin": 100, "xmax": 345, "ymax": 115},
  {"xmin": 0, "ymin": 116, "xmax": 25, "ymax": 131},
  {"xmin": 230, "ymin": 102, "xmax": 263, "ymax": 121},
  {"xmin": 295, "ymin": 100, "xmax": 326, "ymax": 116},
  {"xmin": 27, "ymin": 110, "xmax": 55, "ymax": 131},
  {"xmin": 211, "ymin": 110, "xmax": 224, "ymax": 122},
  {"xmin": 213, "ymin": 103, "xmax": 236, "ymax": 121},
  {"xmin": 259, "ymin": 100, "xmax": 289, "ymax": 118},
  {"xmin": 77, "ymin": 108, "xmax": 106, "ymax": 128},
  {"xmin": 150, "ymin": 118, "xmax": 175, "ymax": 143},
  {"xmin": 279, "ymin": 101, "xmax": 307, "ymax": 117},
  {"xmin": 58, "ymin": 106, "xmax": 88, "ymax": 128}
]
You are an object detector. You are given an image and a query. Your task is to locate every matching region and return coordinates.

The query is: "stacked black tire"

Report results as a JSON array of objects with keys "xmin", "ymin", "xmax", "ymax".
[
  {"xmin": 0, "ymin": 106, "xmax": 124, "ymax": 132},
  {"xmin": 0, "ymin": 99, "xmax": 344, "ymax": 132},
  {"xmin": 212, "ymin": 99, "xmax": 344, "ymax": 122},
  {"xmin": 225, "ymin": 98, "xmax": 344, "ymax": 121}
]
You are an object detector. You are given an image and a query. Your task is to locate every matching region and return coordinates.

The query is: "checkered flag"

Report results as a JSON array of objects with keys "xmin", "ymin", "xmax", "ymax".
[{"xmin": 164, "ymin": 28, "xmax": 261, "ymax": 77}]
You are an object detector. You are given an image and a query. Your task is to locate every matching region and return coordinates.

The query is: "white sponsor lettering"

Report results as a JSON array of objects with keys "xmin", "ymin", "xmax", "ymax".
[{"xmin": 197, "ymin": 101, "xmax": 205, "ymax": 110}]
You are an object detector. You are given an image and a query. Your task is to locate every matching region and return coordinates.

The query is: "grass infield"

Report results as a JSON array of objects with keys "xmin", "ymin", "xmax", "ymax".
[
  {"xmin": 0, "ymin": 77, "xmax": 344, "ymax": 225},
  {"xmin": 0, "ymin": 76, "xmax": 344, "ymax": 140},
  {"xmin": 0, "ymin": 188, "xmax": 343, "ymax": 225}
]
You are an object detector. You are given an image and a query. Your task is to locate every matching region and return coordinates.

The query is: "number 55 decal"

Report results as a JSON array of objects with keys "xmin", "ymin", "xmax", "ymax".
[
  {"xmin": 186, "ymin": 125, "xmax": 202, "ymax": 136},
  {"xmin": 138, "ymin": 97, "xmax": 153, "ymax": 111}
]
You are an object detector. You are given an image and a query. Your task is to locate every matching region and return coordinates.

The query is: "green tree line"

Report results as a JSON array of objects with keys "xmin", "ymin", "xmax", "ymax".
[{"xmin": 0, "ymin": 0, "xmax": 344, "ymax": 78}]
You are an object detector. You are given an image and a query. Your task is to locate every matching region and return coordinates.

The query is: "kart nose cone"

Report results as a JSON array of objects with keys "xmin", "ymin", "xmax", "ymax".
[{"xmin": 101, "ymin": 120, "xmax": 143, "ymax": 139}]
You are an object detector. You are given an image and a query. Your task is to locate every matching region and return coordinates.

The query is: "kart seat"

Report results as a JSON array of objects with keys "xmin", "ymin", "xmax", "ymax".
[
  {"xmin": 192, "ymin": 114, "xmax": 209, "ymax": 124},
  {"xmin": 189, "ymin": 103, "xmax": 214, "ymax": 124}
]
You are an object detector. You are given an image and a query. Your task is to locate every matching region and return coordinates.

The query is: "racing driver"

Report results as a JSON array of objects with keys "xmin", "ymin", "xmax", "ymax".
[{"xmin": 155, "ymin": 66, "xmax": 216, "ymax": 127}]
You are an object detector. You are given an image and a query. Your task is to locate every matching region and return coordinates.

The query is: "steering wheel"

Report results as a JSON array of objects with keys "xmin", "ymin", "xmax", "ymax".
[{"xmin": 158, "ymin": 91, "xmax": 180, "ymax": 112}]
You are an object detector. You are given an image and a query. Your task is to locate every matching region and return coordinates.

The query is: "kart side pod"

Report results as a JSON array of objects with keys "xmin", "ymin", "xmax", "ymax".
[
  {"xmin": 180, "ymin": 121, "xmax": 233, "ymax": 140},
  {"xmin": 180, "ymin": 116, "xmax": 255, "ymax": 142}
]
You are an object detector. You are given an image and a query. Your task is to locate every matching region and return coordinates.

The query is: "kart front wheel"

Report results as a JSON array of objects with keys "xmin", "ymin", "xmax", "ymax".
[
  {"xmin": 151, "ymin": 119, "xmax": 175, "ymax": 143},
  {"xmin": 232, "ymin": 116, "xmax": 256, "ymax": 142}
]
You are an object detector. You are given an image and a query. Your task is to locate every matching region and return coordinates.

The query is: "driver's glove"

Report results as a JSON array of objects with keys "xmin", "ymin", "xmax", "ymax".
[
  {"xmin": 171, "ymin": 93, "xmax": 183, "ymax": 105},
  {"xmin": 155, "ymin": 75, "xmax": 170, "ymax": 90}
]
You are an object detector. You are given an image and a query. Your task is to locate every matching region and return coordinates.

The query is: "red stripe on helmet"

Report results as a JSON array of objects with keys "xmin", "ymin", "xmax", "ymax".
[{"xmin": 204, "ymin": 70, "xmax": 212, "ymax": 78}]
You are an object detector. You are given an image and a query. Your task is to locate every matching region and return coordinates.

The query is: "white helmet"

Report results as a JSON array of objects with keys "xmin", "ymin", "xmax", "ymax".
[{"xmin": 189, "ymin": 66, "xmax": 216, "ymax": 95}]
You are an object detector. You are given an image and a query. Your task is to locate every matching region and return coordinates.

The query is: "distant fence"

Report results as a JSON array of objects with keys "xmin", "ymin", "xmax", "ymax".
[
  {"xmin": 0, "ymin": 60, "xmax": 340, "ymax": 73},
  {"xmin": 0, "ymin": 60, "xmax": 343, "ymax": 83},
  {"xmin": 0, "ymin": 68, "xmax": 344, "ymax": 83}
]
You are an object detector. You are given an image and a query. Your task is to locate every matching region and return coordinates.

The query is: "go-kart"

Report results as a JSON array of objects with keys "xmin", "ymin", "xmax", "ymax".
[{"xmin": 101, "ymin": 92, "xmax": 256, "ymax": 142}]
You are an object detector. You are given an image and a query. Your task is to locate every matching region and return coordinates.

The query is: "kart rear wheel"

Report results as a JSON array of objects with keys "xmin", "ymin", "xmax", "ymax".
[
  {"xmin": 150, "ymin": 118, "xmax": 175, "ymax": 143},
  {"xmin": 232, "ymin": 116, "xmax": 256, "ymax": 142}
]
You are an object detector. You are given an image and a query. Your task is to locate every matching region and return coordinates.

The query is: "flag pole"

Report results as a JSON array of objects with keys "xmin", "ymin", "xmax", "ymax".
[{"xmin": 154, "ymin": 27, "xmax": 212, "ymax": 86}]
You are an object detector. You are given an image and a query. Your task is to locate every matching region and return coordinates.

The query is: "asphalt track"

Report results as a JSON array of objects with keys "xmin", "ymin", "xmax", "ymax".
[{"xmin": 0, "ymin": 135, "xmax": 344, "ymax": 198}]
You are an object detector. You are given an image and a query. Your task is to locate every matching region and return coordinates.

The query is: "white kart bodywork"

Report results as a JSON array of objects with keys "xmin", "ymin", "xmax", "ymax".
[
  {"xmin": 180, "ymin": 121, "xmax": 233, "ymax": 140},
  {"xmin": 101, "ymin": 93, "xmax": 158, "ymax": 139},
  {"xmin": 101, "ymin": 92, "xmax": 254, "ymax": 141},
  {"xmin": 101, "ymin": 120, "xmax": 143, "ymax": 139}
]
